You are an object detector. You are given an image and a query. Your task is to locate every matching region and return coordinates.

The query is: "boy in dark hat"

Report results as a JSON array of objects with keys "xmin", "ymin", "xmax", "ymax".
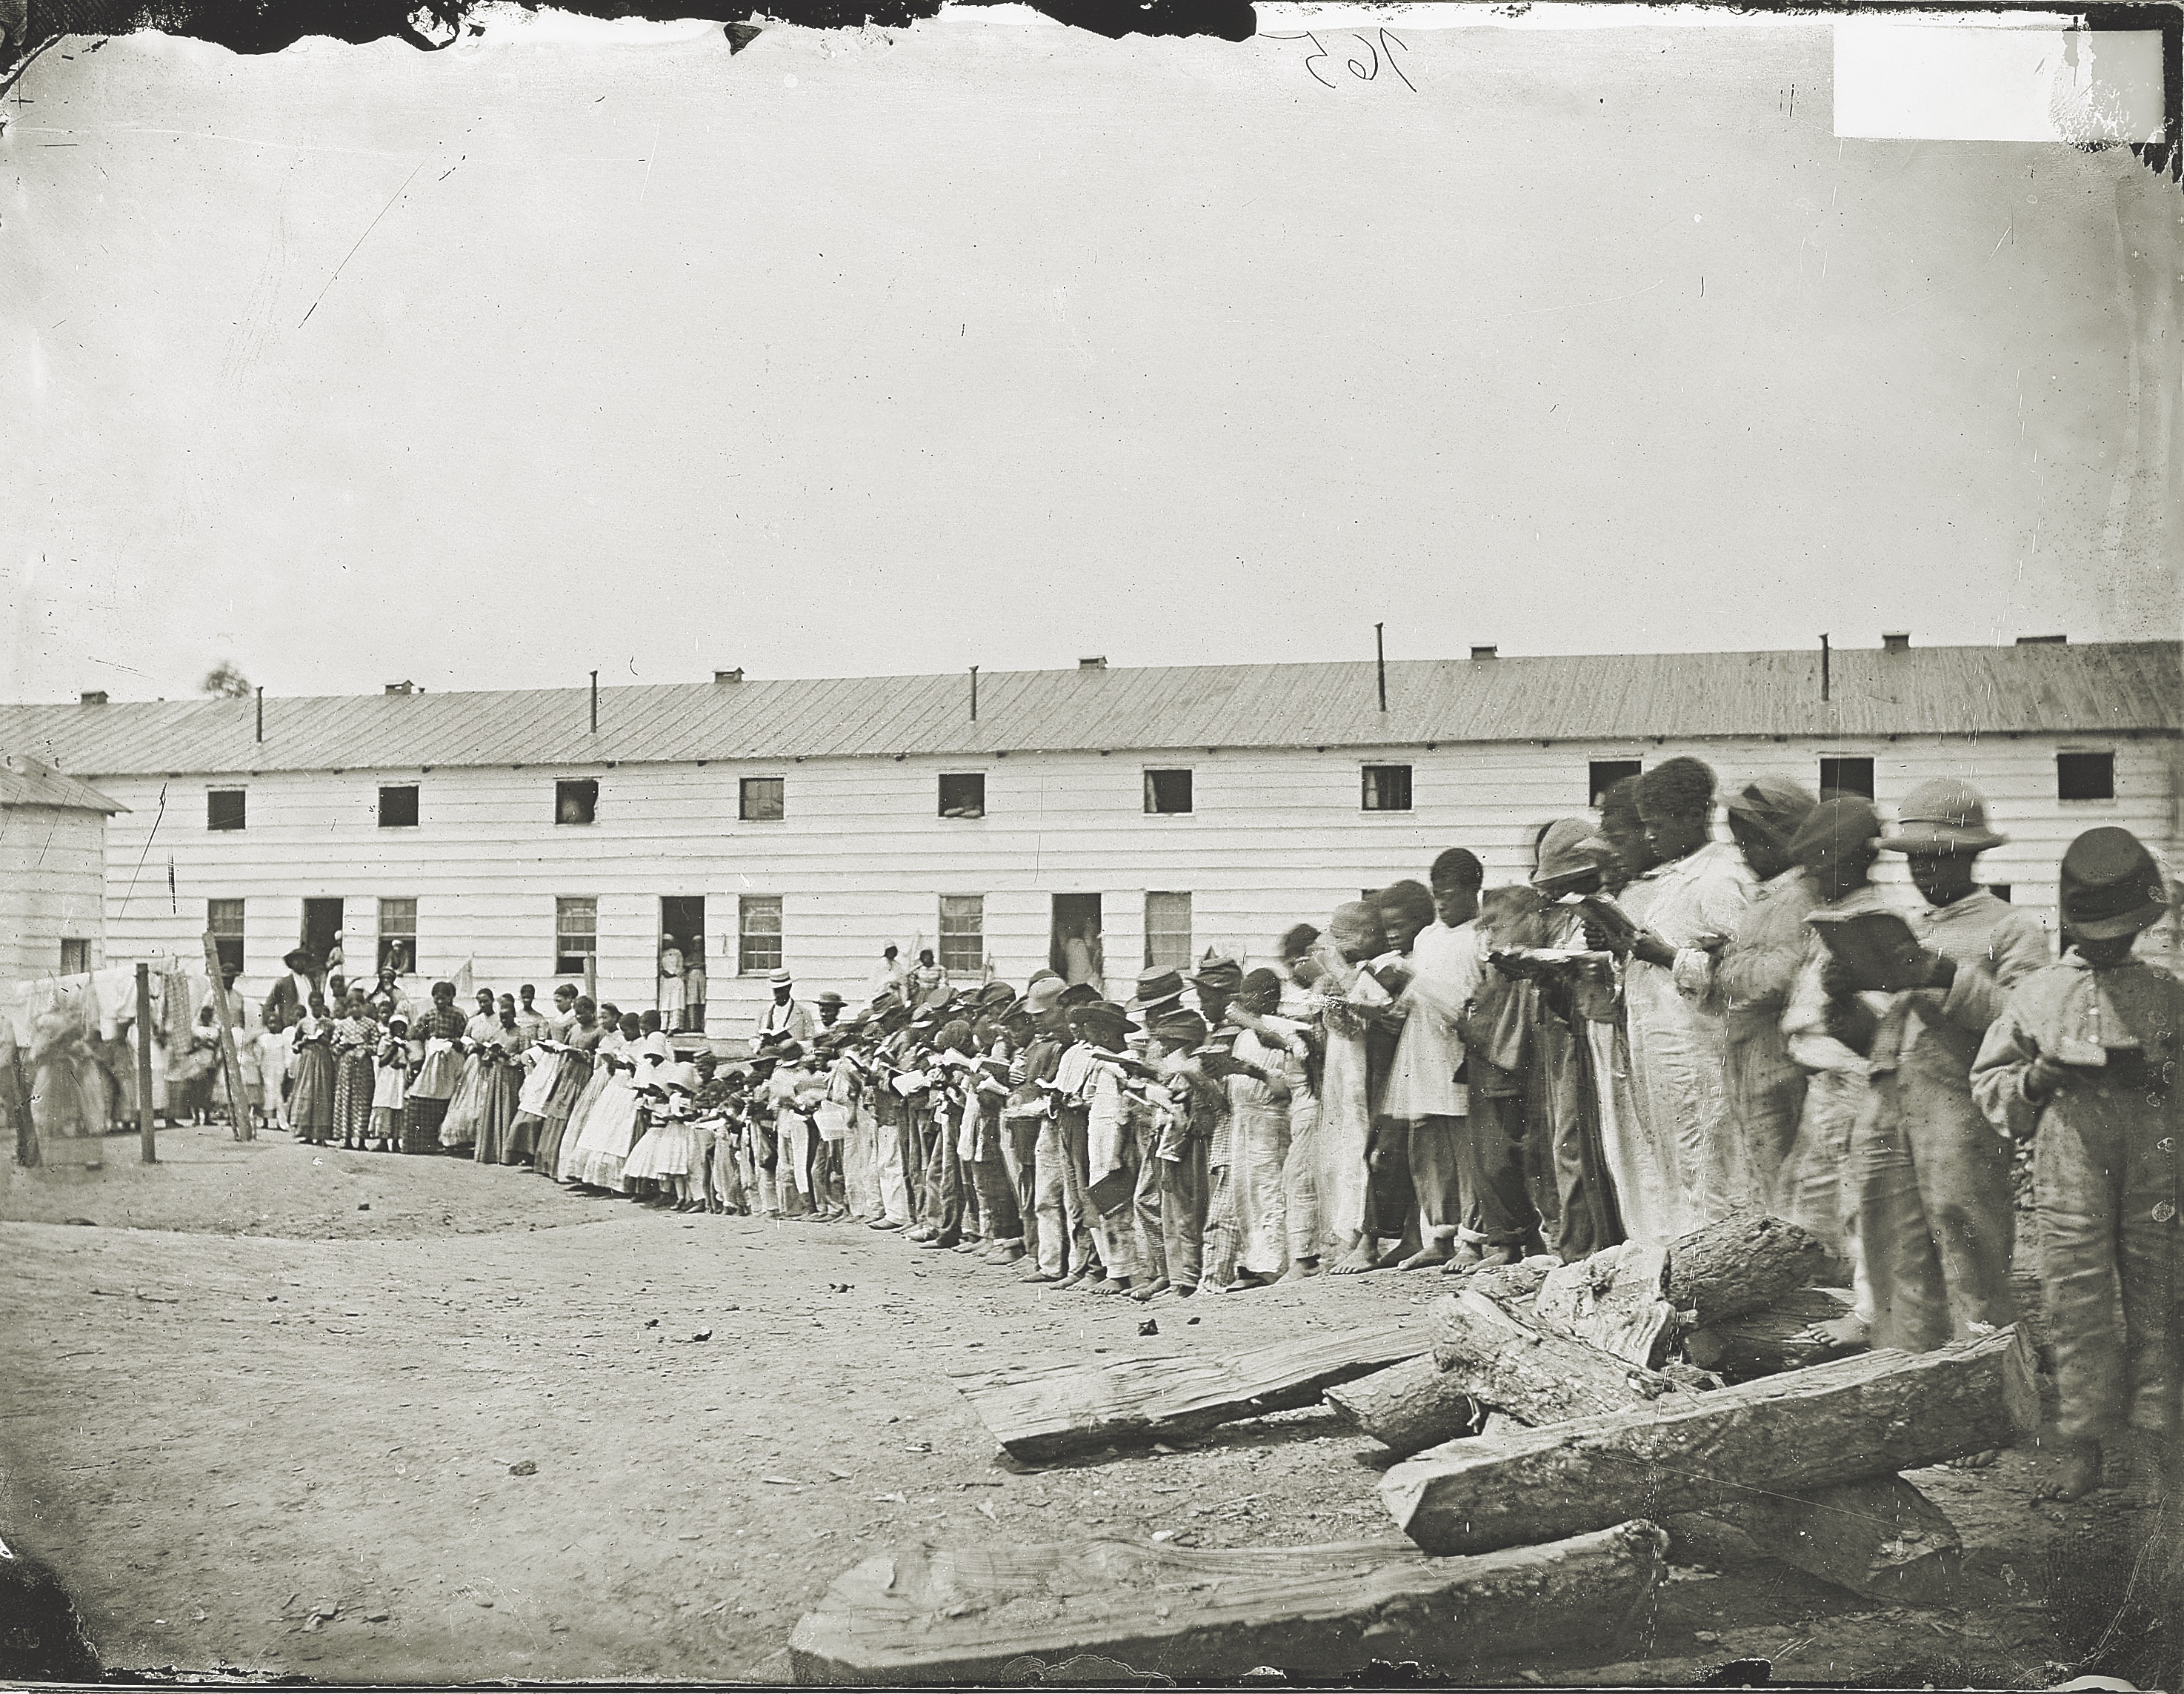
[
  {"xmin": 1855, "ymin": 778, "xmax": 2047, "ymax": 1366},
  {"xmin": 1007, "ymin": 979, "xmax": 1071, "ymax": 1278},
  {"xmin": 1974, "ymin": 826, "xmax": 2180, "ymax": 1504},
  {"xmin": 1071, "ymin": 1000, "xmax": 1144, "ymax": 1294},
  {"xmin": 1142, "ymin": 1008, "xmax": 1219, "ymax": 1295}
]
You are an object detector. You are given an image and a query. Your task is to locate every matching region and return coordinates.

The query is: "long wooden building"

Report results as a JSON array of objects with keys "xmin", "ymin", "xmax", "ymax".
[{"xmin": 1, "ymin": 639, "xmax": 2176, "ymax": 1031}]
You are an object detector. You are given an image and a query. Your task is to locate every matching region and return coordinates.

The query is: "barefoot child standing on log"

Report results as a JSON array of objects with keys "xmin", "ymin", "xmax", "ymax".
[{"xmin": 1974, "ymin": 826, "xmax": 2181, "ymax": 1504}]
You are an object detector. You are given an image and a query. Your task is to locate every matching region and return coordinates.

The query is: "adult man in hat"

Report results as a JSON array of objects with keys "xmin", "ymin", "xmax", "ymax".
[
  {"xmin": 756, "ymin": 967, "xmax": 816, "ymax": 1052},
  {"xmin": 814, "ymin": 991, "xmax": 847, "ymax": 1031},
  {"xmin": 263, "ymin": 948, "xmax": 320, "ymax": 1036},
  {"xmin": 862, "ymin": 1000, "xmax": 919, "ymax": 1231},
  {"xmin": 1132, "ymin": 968, "xmax": 1187, "ymax": 1023},
  {"xmin": 1851, "ymin": 777, "xmax": 2047, "ymax": 1367},
  {"xmin": 1188, "ymin": 952, "xmax": 1247, "ymax": 1288},
  {"xmin": 1974, "ymin": 826, "xmax": 2180, "ymax": 1503}
]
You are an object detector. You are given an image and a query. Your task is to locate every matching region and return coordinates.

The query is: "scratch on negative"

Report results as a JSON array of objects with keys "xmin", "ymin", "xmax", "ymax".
[
  {"xmin": 1991, "ymin": 223, "xmax": 2011, "ymax": 255},
  {"xmin": 300, "ymin": 162, "xmax": 427, "ymax": 328}
]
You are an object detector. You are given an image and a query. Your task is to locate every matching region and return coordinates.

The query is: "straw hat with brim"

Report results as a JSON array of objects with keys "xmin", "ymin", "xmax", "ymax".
[
  {"xmin": 2061, "ymin": 827, "xmax": 2170, "ymax": 940},
  {"xmin": 768, "ymin": 967, "xmax": 793, "ymax": 987},
  {"xmin": 1531, "ymin": 818, "xmax": 1615, "ymax": 889},
  {"xmin": 1879, "ymin": 778, "xmax": 2007, "ymax": 856}
]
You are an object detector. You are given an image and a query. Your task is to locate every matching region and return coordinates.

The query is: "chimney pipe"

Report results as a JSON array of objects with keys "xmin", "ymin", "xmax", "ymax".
[
  {"xmin": 1820, "ymin": 634, "xmax": 1831, "ymax": 702},
  {"xmin": 590, "ymin": 670, "xmax": 599, "ymax": 734},
  {"xmin": 1375, "ymin": 623, "xmax": 1387, "ymax": 713},
  {"xmin": 969, "ymin": 665, "xmax": 979, "ymax": 722},
  {"xmin": 256, "ymin": 685, "xmax": 264, "ymax": 742}
]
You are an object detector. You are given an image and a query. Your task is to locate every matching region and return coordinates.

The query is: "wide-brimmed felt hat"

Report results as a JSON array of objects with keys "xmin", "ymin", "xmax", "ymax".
[
  {"xmin": 814, "ymin": 991, "xmax": 846, "ymax": 1009},
  {"xmin": 1131, "ymin": 968, "xmax": 1186, "ymax": 1011},
  {"xmin": 283, "ymin": 948, "xmax": 313, "ymax": 971},
  {"xmin": 1725, "ymin": 777, "xmax": 1821, "ymax": 846},
  {"xmin": 1151, "ymin": 1008, "xmax": 1210, "ymax": 1047},
  {"xmin": 1532, "ymin": 818, "xmax": 1616, "ymax": 889},
  {"xmin": 1025, "ymin": 978, "xmax": 1067, "ymax": 1016},
  {"xmin": 975, "ymin": 981, "xmax": 1016, "ymax": 1006},
  {"xmin": 1057, "ymin": 982, "xmax": 1102, "ymax": 1009},
  {"xmin": 1786, "ymin": 797, "xmax": 1883, "ymax": 867},
  {"xmin": 1077, "ymin": 1002, "xmax": 1139, "ymax": 1041},
  {"xmin": 2062, "ymin": 826, "xmax": 2169, "ymax": 940},
  {"xmin": 1879, "ymin": 778, "xmax": 2007, "ymax": 856},
  {"xmin": 1188, "ymin": 951, "xmax": 1244, "ymax": 990}
]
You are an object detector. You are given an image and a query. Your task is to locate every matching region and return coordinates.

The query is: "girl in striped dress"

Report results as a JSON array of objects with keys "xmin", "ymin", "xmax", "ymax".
[{"xmin": 333, "ymin": 994, "xmax": 379, "ymax": 1149}]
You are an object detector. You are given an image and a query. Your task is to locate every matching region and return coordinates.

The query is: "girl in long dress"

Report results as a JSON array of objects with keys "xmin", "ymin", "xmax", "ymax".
[
  {"xmin": 438, "ymin": 991, "xmax": 500, "ymax": 1150},
  {"xmin": 568, "ymin": 1013, "xmax": 645, "ymax": 1189},
  {"xmin": 507, "ymin": 1013, "xmax": 563, "ymax": 1168},
  {"xmin": 370, "ymin": 1017, "xmax": 410, "ymax": 1152},
  {"xmin": 555, "ymin": 1008, "xmax": 625, "ymax": 1182},
  {"xmin": 531, "ymin": 1000, "xmax": 600, "ymax": 1181},
  {"xmin": 289, "ymin": 1002, "xmax": 337, "ymax": 1143},
  {"xmin": 473, "ymin": 1001, "xmax": 525, "ymax": 1166},
  {"xmin": 333, "ymin": 995, "xmax": 379, "ymax": 1149}
]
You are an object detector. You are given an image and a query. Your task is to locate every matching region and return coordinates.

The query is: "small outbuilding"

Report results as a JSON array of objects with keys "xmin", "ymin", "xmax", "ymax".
[{"xmin": 0, "ymin": 751, "xmax": 124, "ymax": 983}]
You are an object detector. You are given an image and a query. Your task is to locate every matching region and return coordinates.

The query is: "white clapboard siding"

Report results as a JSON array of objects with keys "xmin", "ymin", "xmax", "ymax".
[
  {"xmin": 88, "ymin": 733, "xmax": 2179, "ymax": 1032},
  {"xmin": 0, "ymin": 806, "xmax": 107, "ymax": 983}
]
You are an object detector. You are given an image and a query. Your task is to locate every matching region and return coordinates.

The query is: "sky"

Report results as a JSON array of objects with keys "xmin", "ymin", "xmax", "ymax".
[{"xmin": 2, "ymin": 3, "xmax": 2177, "ymax": 703}]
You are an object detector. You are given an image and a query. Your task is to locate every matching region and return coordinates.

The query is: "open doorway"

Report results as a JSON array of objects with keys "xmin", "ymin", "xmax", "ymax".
[
  {"xmin": 660, "ymin": 896, "xmax": 707, "ymax": 1033},
  {"xmin": 1050, "ymin": 894, "xmax": 1105, "ymax": 994},
  {"xmin": 301, "ymin": 899, "xmax": 343, "ymax": 985}
]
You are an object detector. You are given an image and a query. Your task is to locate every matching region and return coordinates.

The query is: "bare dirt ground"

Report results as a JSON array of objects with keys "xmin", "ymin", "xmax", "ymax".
[{"xmin": 0, "ymin": 1123, "xmax": 2164, "ymax": 1685}]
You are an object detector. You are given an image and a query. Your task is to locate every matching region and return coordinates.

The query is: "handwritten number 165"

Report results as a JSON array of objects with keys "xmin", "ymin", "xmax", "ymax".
[{"xmin": 1267, "ymin": 28, "xmax": 1416, "ymax": 93}]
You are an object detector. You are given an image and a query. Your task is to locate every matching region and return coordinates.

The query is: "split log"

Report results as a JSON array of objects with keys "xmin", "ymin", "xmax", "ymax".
[
  {"xmin": 1445, "ymin": 1253, "xmax": 1560, "ymax": 1309},
  {"xmin": 958, "ymin": 1324, "xmax": 1426, "ymax": 1463},
  {"xmin": 1533, "ymin": 1241, "xmax": 1677, "ymax": 1367},
  {"xmin": 1325, "ymin": 1355, "xmax": 1479, "ymax": 1459},
  {"xmin": 786, "ymin": 1521, "xmax": 1671, "ymax": 1685},
  {"xmin": 1664, "ymin": 1212, "xmax": 1829, "ymax": 1328},
  {"xmin": 1382, "ymin": 1326, "xmax": 2016, "ymax": 1555},
  {"xmin": 1429, "ymin": 1289, "xmax": 1688, "ymax": 1424},
  {"xmin": 1682, "ymin": 1286, "xmax": 1866, "ymax": 1380},
  {"xmin": 1702, "ymin": 1475, "xmax": 1963, "ymax": 1606}
]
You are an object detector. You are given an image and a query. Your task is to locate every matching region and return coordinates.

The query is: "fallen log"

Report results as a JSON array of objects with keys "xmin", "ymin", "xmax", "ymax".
[
  {"xmin": 1382, "ymin": 1326, "xmax": 2017, "ymax": 1555},
  {"xmin": 1682, "ymin": 1286, "xmax": 1866, "ymax": 1380},
  {"xmin": 959, "ymin": 1324, "xmax": 1426, "ymax": 1463},
  {"xmin": 1533, "ymin": 1240, "xmax": 1677, "ymax": 1367},
  {"xmin": 1702, "ymin": 1474, "xmax": 1963, "ymax": 1607},
  {"xmin": 1664, "ymin": 1212, "xmax": 1829, "ymax": 1328},
  {"xmin": 786, "ymin": 1521, "xmax": 1671, "ymax": 1685},
  {"xmin": 1429, "ymin": 1289, "xmax": 1688, "ymax": 1424},
  {"xmin": 1325, "ymin": 1355, "xmax": 1479, "ymax": 1458}
]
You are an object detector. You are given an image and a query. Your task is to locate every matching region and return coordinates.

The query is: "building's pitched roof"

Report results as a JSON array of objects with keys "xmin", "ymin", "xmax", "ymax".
[
  {"xmin": 0, "ymin": 751, "xmax": 125, "ymax": 812},
  {"xmin": 1, "ymin": 642, "xmax": 2175, "ymax": 777}
]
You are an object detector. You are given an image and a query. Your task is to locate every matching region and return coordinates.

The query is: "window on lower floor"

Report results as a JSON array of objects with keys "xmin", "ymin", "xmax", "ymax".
[
  {"xmin": 60, "ymin": 938, "xmax": 90, "ymax": 976},
  {"xmin": 739, "ymin": 895, "xmax": 783, "ymax": 975},
  {"xmin": 939, "ymin": 773, "xmax": 985, "ymax": 819},
  {"xmin": 379, "ymin": 784, "xmax": 419, "ymax": 827},
  {"xmin": 1144, "ymin": 769, "xmax": 1193, "ymax": 814},
  {"xmin": 555, "ymin": 897, "xmax": 598, "ymax": 974},
  {"xmin": 2057, "ymin": 751, "xmax": 2115, "ymax": 801},
  {"xmin": 939, "ymin": 894, "xmax": 985, "ymax": 974},
  {"xmin": 378, "ymin": 898, "xmax": 417, "ymax": 974},
  {"xmin": 207, "ymin": 788, "xmax": 246, "ymax": 831},
  {"xmin": 1588, "ymin": 760, "xmax": 1642, "ymax": 808},
  {"xmin": 1362, "ymin": 764, "xmax": 1414, "ymax": 811},
  {"xmin": 1818, "ymin": 757, "xmax": 1876, "ymax": 800},
  {"xmin": 1145, "ymin": 892, "xmax": 1193, "ymax": 971},
  {"xmin": 208, "ymin": 898, "xmax": 244, "ymax": 979}
]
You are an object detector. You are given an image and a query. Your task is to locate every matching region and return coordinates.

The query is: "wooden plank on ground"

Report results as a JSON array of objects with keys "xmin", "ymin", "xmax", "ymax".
[
  {"xmin": 787, "ymin": 1521, "xmax": 1671, "ymax": 1686},
  {"xmin": 1664, "ymin": 1212, "xmax": 1829, "ymax": 1328},
  {"xmin": 1704, "ymin": 1473, "xmax": 1963, "ymax": 1606},
  {"xmin": 1682, "ymin": 1286, "xmax": 1866, "ymax": 1380},
  {"xmin": 1325, "ymin": 1355, "xmax": 1479, "ymax": 1458},
  {"xmin": 1382, "ymin": 1326, "xmax": 2017, "ymax": 1555},
  {"xmin": 1533, "ymin": 1240, "xmax": 1677, "ymax": 1366},
  {"xmin": 1429, "ymin": 1289, "xmax": 1688, "ymax": 1424},
  {"xmin": 959, "ymin": 1325, "xmax": 1427, "ymax": 1463}
]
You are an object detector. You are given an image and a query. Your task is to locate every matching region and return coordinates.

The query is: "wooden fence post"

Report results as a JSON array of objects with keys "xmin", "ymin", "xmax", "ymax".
[
  {"xmin": 135, "ymin": 963, "xmax": 157, "ymax": 1165},
  {"xmin": 199, "ymin": 933, "xmax": 253, "ymax": 1142}
]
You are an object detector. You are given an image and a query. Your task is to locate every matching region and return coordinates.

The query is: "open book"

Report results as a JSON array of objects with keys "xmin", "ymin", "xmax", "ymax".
[{"xmin": 1804, "ymin": 908, "xmax": 1934, "ymax": 994}]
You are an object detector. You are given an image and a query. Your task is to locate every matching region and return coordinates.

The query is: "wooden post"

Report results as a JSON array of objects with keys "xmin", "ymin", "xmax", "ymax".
[
  {"xmin": 585, "ymin": 951, "xmax": 596, "ymax": 1004},
  {"xmin": 135, "ymin": 963, "xmax": 157, "ymax": 1165},
  {"xmin": 199, "ymin": 932, "xmax": 253, "ymax": 1142}
]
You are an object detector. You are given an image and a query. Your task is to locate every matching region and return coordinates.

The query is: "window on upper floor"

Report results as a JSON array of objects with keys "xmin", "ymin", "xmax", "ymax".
[
  {"xmin": 2057, "ymin": 751, "xmax": 2114, "ymax": 802},
  {"xmin": 1362, "ymin": 764, "xmax": 1413, "ymax": 811},
  {"xmin": 1588, "ymin": 760, "xmax": 1642, "ymax": 808},
  {"xmin": 1818, "ymin": 757, "xmax": 1876, "ymax": 800},
  {"xmin": 556, "ymin": 780, "xmax": 598, "ymax": 825},
  {"xmin": 740, "ymin": 777, "xmax": 785, "ymax": 822},
  {"xmin": 379, "ymin": 784, "xmax": 420, "ymax": 827},
  {"xmin": 1143, "ymin": 769, "xmax": 1193, "ymax": 815},
  {"xmin": 207, "ymin": 789, "xmax": 246, "ymax": 831},
  {"xmin": 939, "ymin": 773, "xmax": 985, "ymax": 820}
]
